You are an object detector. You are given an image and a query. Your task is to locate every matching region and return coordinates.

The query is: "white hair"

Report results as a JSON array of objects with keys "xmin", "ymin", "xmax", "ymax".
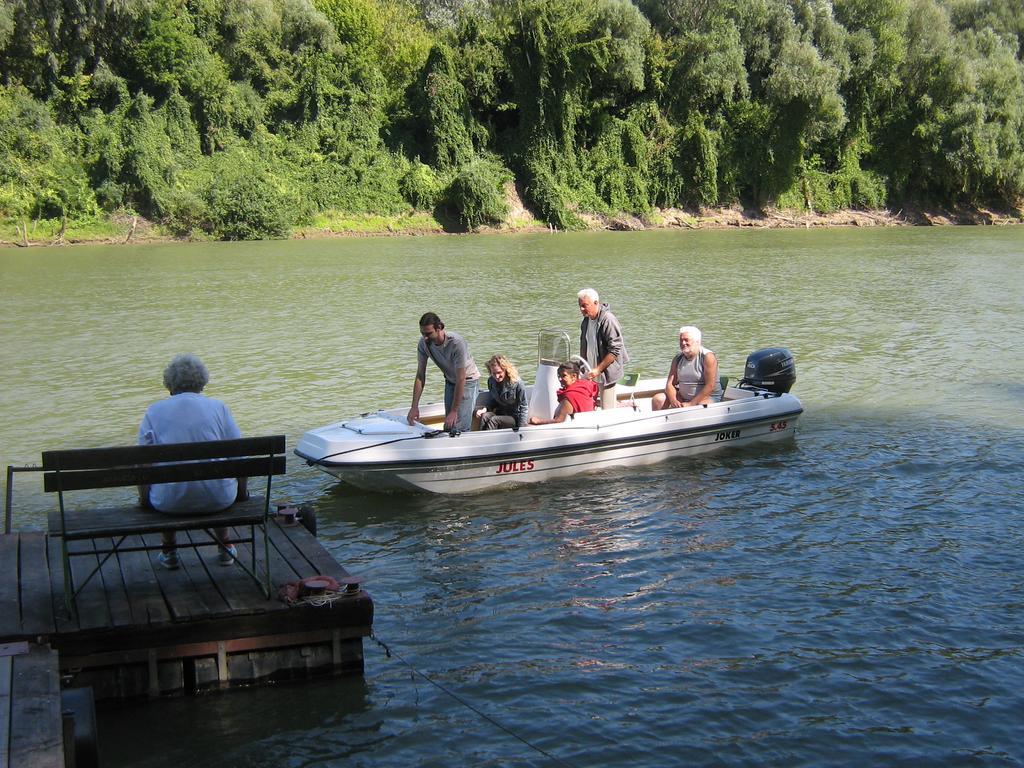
[
  {"xmin": 577, "ymin": 288, "xmax": 599, "ymax": 302},
  {"xmin": 678, "ymin": 326, "xmax": 702, "ymax": 344}
]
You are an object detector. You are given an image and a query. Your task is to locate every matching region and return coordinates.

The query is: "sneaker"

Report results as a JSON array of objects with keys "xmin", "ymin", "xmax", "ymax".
[
  {"xmin": 218, "ymin": 544, "xmax": 237, "ymax": 566},
  {"xmin": 158, "ymin": 550, "xmax": 180, "ymax": 570}
]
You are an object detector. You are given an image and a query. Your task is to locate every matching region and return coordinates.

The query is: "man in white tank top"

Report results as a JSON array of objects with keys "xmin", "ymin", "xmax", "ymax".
[{"xmin": 651, "ymin": 326, "xmax": 723, "ymax": 409}]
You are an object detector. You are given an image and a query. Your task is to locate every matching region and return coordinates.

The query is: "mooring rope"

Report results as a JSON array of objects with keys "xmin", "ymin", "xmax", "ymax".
[
  {"xmin": 369, "ymin": 632, "xmax": 581, "ymax": 768},
  {"xmin": 304, "ymin": 431, "xmax": 441, "ymax": 465}
]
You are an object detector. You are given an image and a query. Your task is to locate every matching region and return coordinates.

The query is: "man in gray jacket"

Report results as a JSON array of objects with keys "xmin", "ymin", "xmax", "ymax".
[{"xmin": 578, "ymin": 288, "xmax": 630, "ymax": 410}]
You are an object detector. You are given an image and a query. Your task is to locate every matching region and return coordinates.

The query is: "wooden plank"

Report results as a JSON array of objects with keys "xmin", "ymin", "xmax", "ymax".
[
  {"xmin": 65, "ymin": 538, "xmax": 113, "ymax": 632},
  {"xmin": 9, "ymin": 644, "xmax": 63, "ymax": 768},
  {"xmin": 144, "ymin": 532, "xmax": 202, "ymax": 623},
  {"xmin": 265, "ymin": 521, "xmax": 316, "ymax": 577},
  {"xmin": 230, "ymin": 523, "xmax": 320, "ymax": 611},
  {"xmin": 173, "ymin": 530, "xmax": 235, "ymax": 619},
  {"xmin": 117, "ymin": 535, "xmax": 171, "ymax": 626},
  {"xmin": 94, "ymin": 537, "xmax": 134, "ymax": 629},
  {"xmin": 42, "ymin": 435, "xmax": 286, "ymax": 470},
  {"xmin": 237, "ymin": 523, "xmax": 302, "ymax": 610},
  {"xmin": 0, "ymin": 535, "xmax": 21, "ymax": 639},
  {"xmin": 17, "ymin": 533, "xmax": 56, "ymax": 637},
  {"xmin": 271, "ymin": 521, "xmax": 355, "ymax": 582},
  {"xmin": 54, "ymin": 586, "xmax": 374, "ymax": 659},
  {"xmin": 1, "ymin": 654, "xmax": 11, "ymax": 766},
  {"xmin": 187, "ymin": 528, "xmax": 271, "ymax": 616},
  {"xmin": 260, "ymin": 524, "xmax": 306, "ymax": 588},
  {"xmin": 47, "ymin": 496, "xmax": 269, "ymax": 539},
  {"xmin": 0, "ymin": 642, "xmax": 30, "ymax": 657},
  {"xmin": 59, "ymin": 627, "xmax": 366, "ymax": 671},
  {"xmin": 44, "ymin": 455, "xmax": 285, "ymax": 492},
  {"xmin": 47, "ymin": 536, "xmax": 79, "ymax": 636}
]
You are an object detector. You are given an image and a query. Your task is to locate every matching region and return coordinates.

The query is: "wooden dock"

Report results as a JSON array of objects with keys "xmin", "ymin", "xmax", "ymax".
[
  {"xmin": 50, "ymin": 518, "xmax": 373, "ymax": 699},
  {"xmin": 2, "ymin": 520, "xmax": 373, "ymax": 765},
  {"xmin": 1, "ymin": 641, "xmax": 64, "ymax": 768}
]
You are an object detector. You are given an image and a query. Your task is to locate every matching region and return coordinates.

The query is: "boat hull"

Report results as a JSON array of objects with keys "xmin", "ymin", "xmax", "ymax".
[{"xmin": 296, "ymin": 385, "xmax": 803, "ymax": 494}]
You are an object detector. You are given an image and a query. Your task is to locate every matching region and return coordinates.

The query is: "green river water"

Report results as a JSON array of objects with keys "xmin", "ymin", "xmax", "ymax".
[{"xmin": 2, "ymin": 226, "xmax": 1022, "ymax": 767}]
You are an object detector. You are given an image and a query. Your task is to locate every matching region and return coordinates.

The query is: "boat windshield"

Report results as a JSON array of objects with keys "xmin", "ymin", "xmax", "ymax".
[{"xmin": 537, "ymin": 329, "xmax": 571, "ymax": 365}]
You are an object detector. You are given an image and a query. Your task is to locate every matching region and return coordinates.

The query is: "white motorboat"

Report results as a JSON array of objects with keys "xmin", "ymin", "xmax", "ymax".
[{"xmin": 295, "ymin": 332, "xmax": 803, "ymax": 494}]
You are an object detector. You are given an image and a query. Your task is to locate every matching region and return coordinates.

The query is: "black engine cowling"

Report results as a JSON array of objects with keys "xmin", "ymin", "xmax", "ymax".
[{"xmin": 741, "ymin": 348, "xmax": 796, "ymax": 393}]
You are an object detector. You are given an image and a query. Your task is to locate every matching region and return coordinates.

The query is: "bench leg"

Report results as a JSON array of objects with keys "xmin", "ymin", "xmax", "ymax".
[
  {"xmin": 61, "ymin": 537, "xmax": 73, "ymax": 616},
  {"xmin": 262, "ymin": 521, "xmax": 271, "ymax": 599}
]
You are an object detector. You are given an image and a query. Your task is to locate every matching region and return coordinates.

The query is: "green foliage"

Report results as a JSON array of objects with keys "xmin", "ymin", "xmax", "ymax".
[
  {"xmin": 0, "ymin": 86, "xmax": 97, "ymax": 220},
  {"xmin": 300, "ymin": 147, "xmax": 409, "ymax": 214},
  {"xmin": 586, "ymin": 113, "xmax": 652, "ymax": 214},
  {"xmin": 638, "ymin": 102, "xmax": 688, "ymax": 208},
  {"xmin": 499, "ymin": 0, "xmax": 655, "ymax": 222},
  {"xmin": 662, "ymin": 18, "xmax": 747, "ymax": 118},
  {"xmin": 0, "ymin": 4, "xmax": 13, "ymax": 49},
  {"xmin": 1, "ymin": 0, "xmax": 1022, "ymax": 240},
  {"xmin": 313, "ymin": 0, "xmax": 432, "ymax": 107},
  {"xmin": 946, "ymin": 27, "xmax": 1024, "ymax": 200},
  {"xmin": 520, "ymin": 139, "xmax": 586, "ymax": 229},
  {"xmin": 118, "ymin": 94, "xmax": 179, "ymax": 215},
  {"xmin": 417, "ymin": 44, "xmax": 480, "ymax": 170},
  {"xmin": 777, "ymin": 149, "xmax": 887, "ymax": 213},
  {"xmin": 719, "ymin": 98, "xmax": 776, "ymax": 206},
  {"xmin": 204, "ymin": 150, "xmax": 296, "ymax": 239},
  {"xmin": 444, "ymin": 155, "xmax": 512, "ymax": 228},
  {"xmin": 160, "ymin": 187, "xmax": 212, "ymax": 236},
  {"xmin": 676, "ymin": 112, "xmax": 720, "ymax": 207},
  {"xmin": 401, "ymin": 160, "xmax": 444, "ymax": 209}
]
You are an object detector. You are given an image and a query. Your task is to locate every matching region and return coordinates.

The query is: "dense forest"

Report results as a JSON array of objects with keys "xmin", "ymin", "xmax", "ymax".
[{"xmin": 1, "ymin": 0, "xmax": 1023, "ymax": 240}]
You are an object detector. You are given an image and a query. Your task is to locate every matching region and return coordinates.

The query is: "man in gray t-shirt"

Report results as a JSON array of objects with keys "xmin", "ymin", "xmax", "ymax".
[{"xmin": 408, "ymin": 312, "xmax": 480, "ymax": 433}]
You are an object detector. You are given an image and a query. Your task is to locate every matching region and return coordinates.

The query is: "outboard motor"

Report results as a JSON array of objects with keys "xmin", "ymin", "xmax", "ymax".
[{"xmin": 741, "ymin": 348, "xmax": 796, "ymax": 393}]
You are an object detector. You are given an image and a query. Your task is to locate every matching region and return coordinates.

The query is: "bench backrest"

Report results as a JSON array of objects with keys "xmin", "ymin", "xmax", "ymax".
[{"xmin": 42, "ymin": 435, "xmax": 287, "ymax": 493}]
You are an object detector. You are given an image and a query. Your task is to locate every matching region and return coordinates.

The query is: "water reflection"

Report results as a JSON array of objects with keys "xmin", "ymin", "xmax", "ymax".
[{"xmin": 99, "ymin": 676, "xmax": 373, "ymax": 768}]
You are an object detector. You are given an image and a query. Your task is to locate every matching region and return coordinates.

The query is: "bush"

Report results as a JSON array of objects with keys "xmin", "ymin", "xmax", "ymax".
[
  {"xmin": 206, "ymin": 169, "xmax": 294, "ymax": 240},
  {"xmin": 587, "ymin": 115, "xmax": 652, "ymax": 215},
  {"xmin": 520, "ymin": 141, "xmax": 586, "ymax": 229},
  {"xmin": 400, "ymin": 160, "xmax": 443, "ymax": 209},
  {"xmin": 160, "ymin": 187, "xmax": 211, "ymax": 236},
  {"xmin": 0, "ymin": 86, "xmax": 97, "ymax": 220},
  {"xmin": 444, "ymin": 155, "xmax": 511, "ymax": 228},
  {"xmin": 777, "ymin": 152, "xmax": 888, "ymax": 213}
]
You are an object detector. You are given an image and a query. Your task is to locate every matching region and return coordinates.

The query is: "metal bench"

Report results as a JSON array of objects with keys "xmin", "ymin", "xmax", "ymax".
[{"xmin": 43, "ymin": 436, "xmax": 286, "ymax": 612}]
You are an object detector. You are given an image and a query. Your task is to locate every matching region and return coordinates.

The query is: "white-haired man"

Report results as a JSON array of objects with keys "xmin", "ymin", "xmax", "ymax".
[
  {"xmin": 138, "ymin": 353, "xmax": 247, "ymax": 569},
  {"xmin": 651, "ymin": 326, "xmax": 723, "ymax": 409},
  {"xmin": 577, "ymin": 288, "xmax": 630, "ymax": 410}
]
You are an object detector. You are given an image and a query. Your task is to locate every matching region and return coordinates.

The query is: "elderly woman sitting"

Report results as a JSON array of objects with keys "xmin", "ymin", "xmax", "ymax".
[
  {"xmin": 138, "ymin": 353, "xmax": 248, "ymax": 569},
  {"xmin": 651, "ymin": 325, "xmax": 723, "ymax": 410},
  {"xmin": 529, "ymin": 361, "xmax": 598, "ymax": 425}
]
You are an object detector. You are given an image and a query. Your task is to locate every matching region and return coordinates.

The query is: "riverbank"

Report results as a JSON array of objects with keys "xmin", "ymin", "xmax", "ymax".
[{"xmin": 2, "ymin": 202, "xmax": 1021, "ymax": 248}]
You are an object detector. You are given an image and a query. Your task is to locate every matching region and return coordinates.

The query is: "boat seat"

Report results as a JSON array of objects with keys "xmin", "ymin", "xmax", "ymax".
[{"xmin": 620, "ymin": 371, "xmax": 641, "ymax": 387}]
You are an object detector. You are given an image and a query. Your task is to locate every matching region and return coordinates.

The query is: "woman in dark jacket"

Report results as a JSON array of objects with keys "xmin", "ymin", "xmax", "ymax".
[{"xmin": 477, "ymin": 354, "xmax": 529, "ymax": 430}]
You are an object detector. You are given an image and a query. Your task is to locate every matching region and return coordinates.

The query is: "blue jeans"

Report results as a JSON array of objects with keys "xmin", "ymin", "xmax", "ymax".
[{"xmin": 445, "ymin": 378, "xmax": 480, "ymax": 432}]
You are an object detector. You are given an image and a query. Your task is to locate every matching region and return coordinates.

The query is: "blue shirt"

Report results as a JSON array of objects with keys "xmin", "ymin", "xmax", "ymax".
[{"xmin": 138, "ymin": 392, "xmax": 242, "ymax": 514}]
